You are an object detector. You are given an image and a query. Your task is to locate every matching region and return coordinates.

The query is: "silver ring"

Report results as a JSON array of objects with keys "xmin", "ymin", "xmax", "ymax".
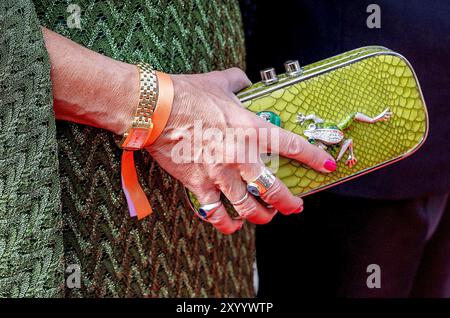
[
  {"xmin": 230, "ymin": 192, "xmax": 249, "ymax": 206},
  {"xmin": 197, "ymin": 201, "xmax": 222, "ymax": 219},
  {"xmin": 246, "ymin": 167, "xmax": 276, "ymax": 197}
]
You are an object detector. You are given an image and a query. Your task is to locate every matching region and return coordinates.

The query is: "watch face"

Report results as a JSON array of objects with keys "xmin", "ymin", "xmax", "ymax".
[{"xmin": 121, "ymin": 127, "xmax": 152, "ymax": 150}]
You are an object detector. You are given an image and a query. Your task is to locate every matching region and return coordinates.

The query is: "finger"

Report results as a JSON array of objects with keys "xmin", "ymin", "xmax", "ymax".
[
  {"xmin": 256, "ymin": 118, "xmax": 337, "ymax": 173},
  {"xmin": 240, "ymin": 164, "xmax": 304, "ymax": 215},
  {"xmin": 207, "ymin": 204, "xmax": 244, "ymax": 235},
  {"xmin": 220, "ymin": 67, "xmax": 252, "ymax": 93},
  {"xmin": 232, "ymin": 190, "xmax": 278, "ymax": 224},
  {"xmin": 194, "ymin": 188, "xmax": 243, "ymax": 235},
  {"xmin": 260, "ymin": 178, "xmax": 304, "ymax": 215},
  {"xmin": 277, "ymin": 128, "xmax": 336, "ymax": 173},
  {"xmin": 218, "ymin": 169, "xmax": 277, "ymax": 224}
]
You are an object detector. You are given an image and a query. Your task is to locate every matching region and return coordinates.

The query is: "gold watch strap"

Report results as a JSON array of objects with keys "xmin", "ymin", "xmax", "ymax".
[
  {"xmin": 119, "ymin": 68, "xmax": 175, "ymax": 221},
  {"xmin": 118, "ymin": 63, "xmax": 159, "ymax": 150},
  {"xmin": 135, "ymin": 62, "xmax": 158, "ymax": 126}
]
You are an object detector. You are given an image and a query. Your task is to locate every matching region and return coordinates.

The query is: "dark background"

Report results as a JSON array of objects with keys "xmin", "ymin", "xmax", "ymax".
[{"xmin": 239, "ymin": 0, "xmax": 450, "ymax": 297}]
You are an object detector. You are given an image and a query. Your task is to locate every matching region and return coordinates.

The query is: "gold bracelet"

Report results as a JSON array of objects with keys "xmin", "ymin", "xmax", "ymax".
[
  {"xmin": 118, "ymin": 62, "xmax": 158, "ymax": 150},
  {"xmin": 118, "ymin": 63, "xmax": 174, "ymax": 221}
]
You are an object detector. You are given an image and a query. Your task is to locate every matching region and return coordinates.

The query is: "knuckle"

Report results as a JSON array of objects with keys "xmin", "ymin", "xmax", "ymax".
[
  {"xmin": 230, "ymin": 67, "xmax": 251, "ymax": 84},
  {"xmin": 206, "ymin": 164, "xmax": 227, "ymax": 182},
  {"xmin": 208, "ymin": 213, "xmax": 227, "ymax": 225},
  {"xmin": 187, "ymin": 183, "xmax": 217, "ymax": 203},
  {"xmin": 239, "ymin": 163, "xmax": 259, "ymax": 181},
  {"xmin": 286, "ymin": 134, "xmax": 305, "ymax": 156},
  {"xmin": 208, "ymin": 70, "xmax": 228, "ymax": 85},
  {"xmin": 308, "ymin": 147, "xmax": 324, "ymax": 167},
  {"xmin": 261, "ymin": 181, "xmax": 283, "ymax": 205},
  {"xmin": 237, "ymin": 201, "xmax": 273, "ymax": 225},
  {"xmin": 262, "ymin": 181, "xmax": 300, "ymax": 214},
  {"xmin": 237, "ymin": 201, "xmax": 258, "ymax": 219},
  {"xmin": 188, "ymin": 181, "xmax": 209, "ymax": 196},
  {"xmin": 229, "ymin": 67, "xmax": 245, "ymax": 76}
]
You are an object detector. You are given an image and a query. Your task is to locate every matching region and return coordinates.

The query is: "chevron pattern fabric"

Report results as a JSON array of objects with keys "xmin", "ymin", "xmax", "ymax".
[
  {"xmin": 0, "ymin": 0, "xmax": 64, "ymax": 297},
  {"xmin": 0, "ymin": 0, "xmax": 255, "ymax": 297}
]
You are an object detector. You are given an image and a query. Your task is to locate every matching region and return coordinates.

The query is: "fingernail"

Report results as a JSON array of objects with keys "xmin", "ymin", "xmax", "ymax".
[
  {"xmin": 324, "ymin": 159, "xmax": 337, "ymax": 172},
  {"xmin": 293, "ymin": 206, "xmax": 304, "ymax": 214}
]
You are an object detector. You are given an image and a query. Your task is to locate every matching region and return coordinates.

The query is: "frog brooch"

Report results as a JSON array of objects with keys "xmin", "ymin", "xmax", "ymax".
[{"xmin": 296, "ymin": 108, "xmax": 393, "ymax": 168}]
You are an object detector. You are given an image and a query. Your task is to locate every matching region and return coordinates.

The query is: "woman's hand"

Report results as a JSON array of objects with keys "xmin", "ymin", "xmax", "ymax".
[
  {"xmin": 42, "ymin": 27, "xmax": 336, "ymax": 235},
  {"xmin": 147, "ymin": 68, "xmax": 337, "ymax": 234}
]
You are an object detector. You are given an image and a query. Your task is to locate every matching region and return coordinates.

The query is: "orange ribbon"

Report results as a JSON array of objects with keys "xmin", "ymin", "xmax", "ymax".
[{"xmin": 121, "ymin": 71, "xmax": 174, "ymax": 220}]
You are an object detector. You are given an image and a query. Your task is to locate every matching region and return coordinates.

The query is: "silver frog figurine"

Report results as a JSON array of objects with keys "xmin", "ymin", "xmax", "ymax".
[{"xmin": 297, "ymin": 108, "xmax": 393, "ymax": 168}]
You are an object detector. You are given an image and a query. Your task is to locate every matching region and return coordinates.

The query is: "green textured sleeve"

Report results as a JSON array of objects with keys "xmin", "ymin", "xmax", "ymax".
[{"xmin": 0, "ymin": 0, "xmax": 64, "ymax": 297}]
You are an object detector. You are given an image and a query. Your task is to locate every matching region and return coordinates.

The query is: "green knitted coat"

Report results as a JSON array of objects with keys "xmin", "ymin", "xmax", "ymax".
[{"xmin": 0, "ymin": 0, "xmax": 255, "ymax": 297}]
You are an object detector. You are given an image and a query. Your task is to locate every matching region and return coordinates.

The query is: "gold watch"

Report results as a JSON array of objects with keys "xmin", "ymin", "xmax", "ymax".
[{"xmin": 118, "ymin": 62, "xmax": 158, "ymax": 150}]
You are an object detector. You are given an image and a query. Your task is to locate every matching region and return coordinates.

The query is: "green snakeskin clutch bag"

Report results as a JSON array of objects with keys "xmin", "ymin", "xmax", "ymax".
[{"xmin": 186, "ymin": 46, "xmax": 428, "ymax": 214}]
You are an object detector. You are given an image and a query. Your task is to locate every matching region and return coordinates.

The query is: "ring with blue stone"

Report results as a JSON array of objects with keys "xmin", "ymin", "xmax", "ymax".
[
  {"xmin": 197, "ymin": 201, "xmax": 222, "ymax": 220},
  {"xmin": 246, "ymin": 167, "xmax": 276, "ymax": 197}
]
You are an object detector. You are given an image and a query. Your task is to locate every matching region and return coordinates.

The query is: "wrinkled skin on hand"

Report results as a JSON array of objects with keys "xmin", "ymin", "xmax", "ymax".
[{"xmin": 146, "ymin": 68, "xmax": 336, "ymax": 234}]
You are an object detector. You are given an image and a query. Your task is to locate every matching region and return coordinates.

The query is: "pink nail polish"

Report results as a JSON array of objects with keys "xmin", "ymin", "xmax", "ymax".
[{"xmin": 324, "ymin": 159, "xmax": 337, "ymax": 172}]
